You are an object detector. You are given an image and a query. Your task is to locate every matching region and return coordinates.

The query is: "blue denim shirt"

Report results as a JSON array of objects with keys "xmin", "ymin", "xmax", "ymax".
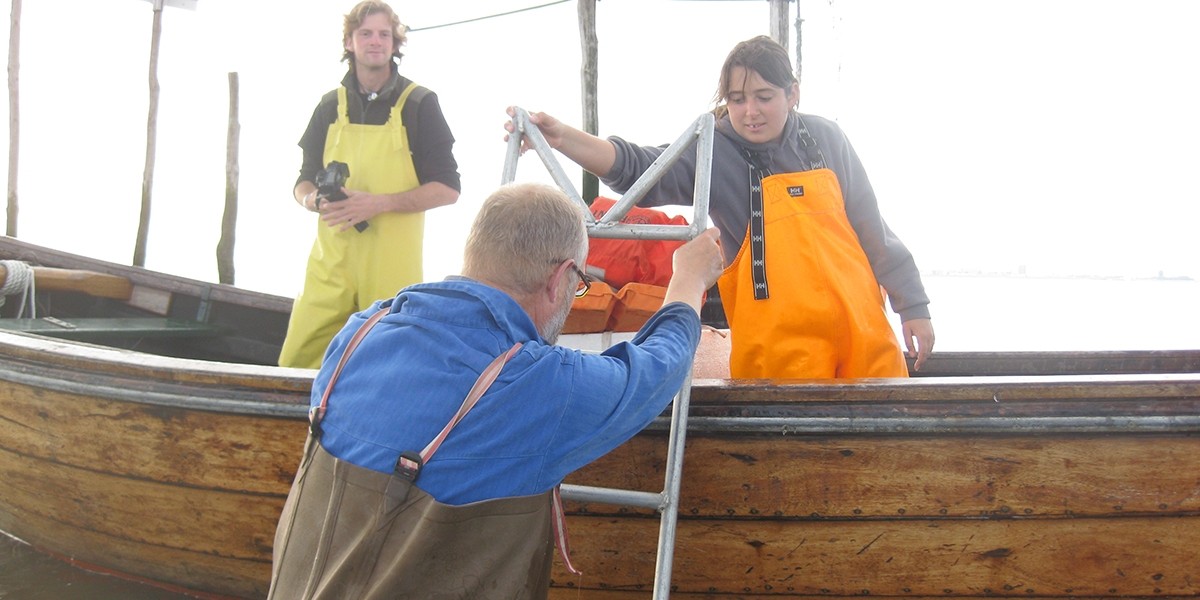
[{"xmin": 311, "ymin": 277, "xmax": 701, "ymax": 505}]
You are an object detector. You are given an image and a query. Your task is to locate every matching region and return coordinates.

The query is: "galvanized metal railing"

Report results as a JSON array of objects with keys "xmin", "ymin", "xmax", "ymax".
[
  {"xmin": 503, "ymin": 106, "xmax": 714, "ymax": 600},
  {"xmin": 503, "ymin": 106, "xmax": 713, "ymax": 240}
]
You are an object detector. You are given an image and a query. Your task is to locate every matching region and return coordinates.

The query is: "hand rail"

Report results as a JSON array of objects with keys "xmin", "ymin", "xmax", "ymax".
[{"xmin": 502, "ymin": 107, "xmax": 713, "ymax": 238}]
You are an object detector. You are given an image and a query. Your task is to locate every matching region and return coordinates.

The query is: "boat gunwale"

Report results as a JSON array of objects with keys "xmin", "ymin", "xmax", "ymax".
[
  {"xmin": 1, "ymin": 236, "xmax": 293, "ymax": 314},
  {"xmin": 4, "ymin": 329, "xmax": 1199, "ymax": 434},
  {"xmin": 0, "ymin": 329, "xmax": 311, "ymax": 416}
]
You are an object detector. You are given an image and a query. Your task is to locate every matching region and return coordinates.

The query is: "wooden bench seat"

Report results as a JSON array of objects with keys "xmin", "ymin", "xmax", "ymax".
[
  {"xmin": 0, "ymin": 317, "xmax": 220, "ymax": 340},
  {"xmin": 1, "ymin": 264, "xmax": 133, "ymax": 300}
]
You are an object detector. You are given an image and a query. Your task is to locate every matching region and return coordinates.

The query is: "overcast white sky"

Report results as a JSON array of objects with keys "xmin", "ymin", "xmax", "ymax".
[{"xmin": 2, "ymin": 0, "xmax": 1198, "ymax": 298}]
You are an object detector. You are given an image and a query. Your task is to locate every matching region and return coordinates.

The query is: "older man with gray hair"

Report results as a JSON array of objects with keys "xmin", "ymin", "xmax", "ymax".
[{"xmin": 269, "ymin": 182, "xmax": 723, "ymax": 599}]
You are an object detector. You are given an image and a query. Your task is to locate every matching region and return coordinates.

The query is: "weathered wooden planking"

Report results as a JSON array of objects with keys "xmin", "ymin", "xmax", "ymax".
[
  {"xmin": 0, "ymin": 325, "xmax": 310, "ymax": 391},
  {"xmin": 689, "ymin": 374, "xmax": 1200, "ymax": 407},
  {"xmin": 2, "ymin": 380, "xmax": 307, "ymax": 494},
  {"xmin": 0, "ymin": 444, "xmax": 274, "ymax": 598},
  {"xmin": 550, "ymin": 593, "xmax": 985, "ymax": 600},
  {"xmin": 0, "ymin": 437, "xmax": 285, "ymax": 556},
  {"xmin": 548, "ymin": 516, "xmax": 1200, "ymax": 597},
  {"xmin": 3, "ymin": 311, "xmax": 1200, "ymax": 599},
  {"xmin": 0, "ymin": 332, "xmax": 307, "ymax": 598},
  {"xmin": 0, "ymin": 374, "xmax": 299, "ymax": 598},
  {"xmin": 0, "ymin": 264, "xmax": 133, "ymax": 299},
  {"xmin": 911, "ymin": 350, "xmax": 1200, "ymax": 377},
  {"xmin": 0, "ymin": 236, "xmax": 292, "ymax": 315},
  {"xmin": 1, "ymin": 237, "xmax": 292, "ymax": 364},
  {"xmin": 566, "ymin": 433, "xmax": 1200, "ymax": 518}
]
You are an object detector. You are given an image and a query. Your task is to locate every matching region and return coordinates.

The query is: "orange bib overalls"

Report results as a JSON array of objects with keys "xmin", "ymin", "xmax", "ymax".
[
  {"xmin": 716, "ymin": 133, "xmax": 907, "ymax": 379},
  {"xmin": 279, "ymin": 84, "xmax": 425, "ymax": 369}
]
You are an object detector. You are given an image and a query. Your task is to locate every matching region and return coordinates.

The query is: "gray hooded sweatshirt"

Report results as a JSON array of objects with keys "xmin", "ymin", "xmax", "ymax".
[{"xmin": 602, "ymin": 111, "xmax": 931, "ymax": 322}]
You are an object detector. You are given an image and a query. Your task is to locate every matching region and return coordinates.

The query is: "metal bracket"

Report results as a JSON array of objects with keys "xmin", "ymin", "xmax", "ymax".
[{"xmin": 502, "ymin": 107, "xmax": 713, "ymax": 240}]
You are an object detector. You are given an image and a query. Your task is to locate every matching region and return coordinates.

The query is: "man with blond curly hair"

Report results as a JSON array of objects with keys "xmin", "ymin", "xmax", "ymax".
[{"xmin": 280, "ymin": 1, "xmax": 461, "ymax": 369}]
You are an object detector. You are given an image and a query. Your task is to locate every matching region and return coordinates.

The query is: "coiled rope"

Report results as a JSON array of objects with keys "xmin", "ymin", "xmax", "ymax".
[{"xmin": 0, "ymin": 259, "xmax": 36, "ymax": 318}]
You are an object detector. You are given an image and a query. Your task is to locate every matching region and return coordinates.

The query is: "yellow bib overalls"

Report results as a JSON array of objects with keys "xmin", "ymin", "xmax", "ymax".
[
  {"xmin": 279, "ymin": 84, "xmax": 424, "ymax": 369},
  {"xmin": 716, "ymin": 154, "xmax": 908, "ymax": 379}
]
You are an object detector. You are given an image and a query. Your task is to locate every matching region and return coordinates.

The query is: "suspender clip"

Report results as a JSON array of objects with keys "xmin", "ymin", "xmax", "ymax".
[
  {"xmin": 308, "ymin": 406, "xmax": 325, "ymax": 437},
  {"xmin": 395, "ymin": 450, "xmax": 424, "ymax": 482}
]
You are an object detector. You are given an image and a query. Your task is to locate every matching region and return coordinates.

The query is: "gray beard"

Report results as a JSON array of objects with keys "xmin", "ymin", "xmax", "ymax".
[{"xmin": 538, "ymin": 292, "xmax": 573, "ymax": 345}]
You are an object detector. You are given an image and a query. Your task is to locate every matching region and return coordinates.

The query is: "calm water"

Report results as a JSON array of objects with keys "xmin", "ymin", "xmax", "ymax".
[
  {"xmin": 2, "ymin": 275, "xmax": 1197, "ymax": 599},
  {"xmin": 905, "ymin": 275, "xmax": 1200, "ymax": 351}
]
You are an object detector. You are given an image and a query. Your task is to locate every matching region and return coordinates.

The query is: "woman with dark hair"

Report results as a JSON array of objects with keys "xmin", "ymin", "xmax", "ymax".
[{"xmin": 507, "ymin": 35, "xmax": 934, "ymax": 378}]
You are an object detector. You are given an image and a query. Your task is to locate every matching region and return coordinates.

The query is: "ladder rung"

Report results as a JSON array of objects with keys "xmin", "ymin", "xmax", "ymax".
[{"xmin": 560, "ymin": 484, "xmax": 664, "ymax": 511}]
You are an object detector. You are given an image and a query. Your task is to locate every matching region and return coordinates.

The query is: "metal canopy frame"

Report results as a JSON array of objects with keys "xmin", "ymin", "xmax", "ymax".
[
  {"xmin": 502, "ymin": 107, "xmax": 713, "ymax": 240},
  {"xmin": 502, "ymin": 107, "xmax": 715, "ymax": 599}
]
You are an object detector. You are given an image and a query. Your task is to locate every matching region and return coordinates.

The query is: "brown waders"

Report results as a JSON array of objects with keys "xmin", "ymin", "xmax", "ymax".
[{"xmin": 268, "ymin": 308, "xmax": 556, "ymax": 599}]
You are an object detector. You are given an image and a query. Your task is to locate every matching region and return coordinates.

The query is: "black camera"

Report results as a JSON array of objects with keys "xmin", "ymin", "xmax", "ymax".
[{"xmin": 314, "ymin": 161, "xmax": 368, "ymax": 232}]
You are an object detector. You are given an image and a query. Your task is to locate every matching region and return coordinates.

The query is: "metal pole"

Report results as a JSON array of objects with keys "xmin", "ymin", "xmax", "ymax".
[
  {"xmin": 133, "ymin": 0, "xmax": 164, "ymax": 266},
  {"xmin": 578, "ymin": 0, "xmax": 599, "ymax": 205},
  {"xmin": 216, "ymin": 72, "xmax": 240, "ymax": 284},
  {"xmin": 6, "ymin": 0, "xmax": 21, "ymax": 237},
  {"xmin": 769, "ymin": 0, "xmax": 789, "ymax": 48}
]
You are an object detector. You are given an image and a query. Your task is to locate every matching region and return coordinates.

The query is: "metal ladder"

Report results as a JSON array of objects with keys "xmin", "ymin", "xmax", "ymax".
[{"xmin": 502, "ymin": 107, "xmax": 714, "ymax": 599}]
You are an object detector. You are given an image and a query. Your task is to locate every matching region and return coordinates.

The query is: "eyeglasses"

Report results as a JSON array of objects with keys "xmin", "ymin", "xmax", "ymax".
[
  {"xmin": 550, "ymin": 258, "xmax": 593, "ymax": 298},
  {"xmin": 569, "ymin": 262, "xmax": 592, "ymax": 298}
]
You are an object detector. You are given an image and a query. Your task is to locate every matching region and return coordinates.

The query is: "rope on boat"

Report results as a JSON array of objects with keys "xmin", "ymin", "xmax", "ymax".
[{"xmin": 0, "ymin": 259, "xmax": 36, "ymax": 318}]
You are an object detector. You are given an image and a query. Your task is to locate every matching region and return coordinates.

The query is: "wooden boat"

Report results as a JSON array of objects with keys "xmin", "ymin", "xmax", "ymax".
[
  {"xmin": 0, "ymin": 237, "xmax": 291, "ymax": 366},
  {"xmin": 2, "ymin": 235, "xmax": 1199, "ymax": 599}
]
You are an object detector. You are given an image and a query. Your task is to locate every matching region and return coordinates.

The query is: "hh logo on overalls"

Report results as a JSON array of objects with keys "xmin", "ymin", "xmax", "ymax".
[{"xmin": 787, "ymin": 186, "xmax": 805, "ymax": 197}]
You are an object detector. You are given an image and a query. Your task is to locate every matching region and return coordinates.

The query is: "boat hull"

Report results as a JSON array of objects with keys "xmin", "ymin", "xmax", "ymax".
[
  {"xmin": 0, "ymin": 330, "xmax": 308, "ymax": 598},
  {"xmin": 2, "ymin": 328, "xmax": 1199, "ymax": 598},
  {"xmin": 1, "ymin": 236, "xmax": 290, "ymax": 365},
  {"xmin": 3, "ymin": 236, "xmax": 1200, "ymax": 598}
]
